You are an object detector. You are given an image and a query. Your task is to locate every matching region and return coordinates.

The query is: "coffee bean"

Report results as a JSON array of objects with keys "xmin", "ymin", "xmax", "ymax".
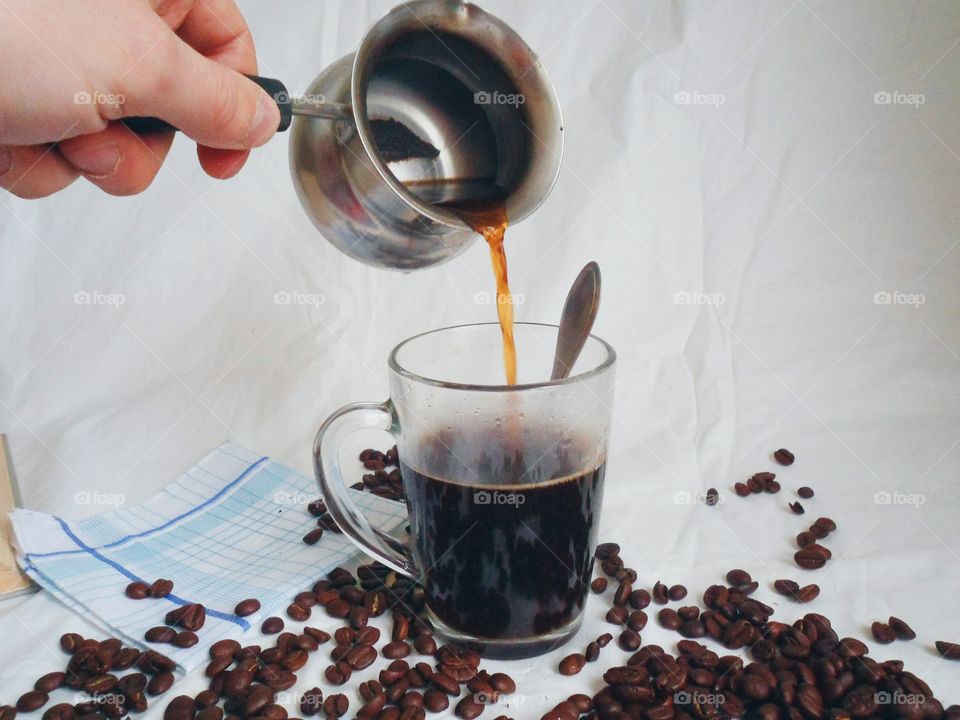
[
  {"xmin": 889, "ymin": 616, "xmax": 916, "ymax": 640},
  {"xmin": 59, "ymin": 633, "xmax": 83, "ymax": 653},
  {"xmin": 558, "ymin": 653, "xmax": 585, "ymax": 675},
  {"xmin": 147, "ymin": 671, "xmax": 174, "ymax": 696},
  {"xmin": 626, "ymin": 589, "xmax": 650, "ymax": 609},
  {"xmin": 349, "ymin": 606, "xmax": 369, "ymax": 629},
  {"xmin": 172, "ymin": 630, "xmax": 198, "ymax": 648},
  {"xmin": 326, "ymin": 598, "xmax": 351, "ymax": 618},
  {"xmin": 795, "ymin": 547, "xmax": 827, "ymax": 569},
  {"xmin": 17, "ymin": 692, "xmax": 49, "ymax": 713},
  {"xmin": 423, "ymin": 690, "xmax": 449, "ymax": 713},
  {"xmin": 150, "ymin": 578, "xmax": 174, "ymax": 598},
  {"xmin": 145, "ymin": 626, "xmax": 176, "ymax": 643},
  {"xmin": 774, "ymin": 448, "xmax": 795, "ymax": 465},
  {"xmin": 196, "ymin": 708, "xmax": 222, "ymax": 720},
  {"xmin": 303, "ymin": 626, "xmax": 332, "ymax": 644},
  {"xmin": 33, "ymin": 672, "xmax": 66, "ymax": 693},
  {"xmin": 299, "ymin": 687, "xmax": 323, "ymax": 717},
  {"xmin": 596, "ymin": 632, "xmax": 613, "ymax": 647},
  {"xmin": 652, "ymin": 581, "xmax": 668, "ymax": 604},
  {"xmin": 813, "ymin": 517, "xmax": 837, "ymax": 533},
  {"xmin": 613, "ymin": 580, "xmax": 632, "ymax": 606},
  {"xmin": 488, "ymin": 673, "xmax": 515, "ymax": 694},
  {"xmin": 41, "ymin": 704, "xmax": 74, "ymax": 720},
  {"xmin": 605, "ymin": 606, "xmax": 627, "ymax": 625},
  {"xmin": 871, "ymin": 621, "xmax": 896, "ymax": 644},
  {"xmin": 261, "ymin": 617, "xmax": 284, "ymax": 634},
  {"xmin": 794, "ymin": 584, "xmax": 820, "ymax": 602},
  {"xmin": 429, "ymin": 670, "xmax": 460, "ymax": 696},
  {"xmin": 627, "ymin": 610, "xmax": 647, "ymax": 631},
  {"xmin": 726, "ymin": 569, "xmax": 752, "ymax": 586},
  {"xmin": 413, "ymin": 634, "xmax": 436, "ymax": 655},
  {"xmin": 618, "ymin": 629, "xmax": 641, "ymax": 650},
  {"xmin": 343, "ymin": 627, "xmax": 373, "ymax": 648},
  {"xmin": 455, "ymin": 697, "xmax": 484, "ymax": 720},
  {"xmin": 773, "ymin": 579, "xmax": 800, "ymax": 596},
  {"xmin": 178, "ymin": 603, "xmax": 206, "ymax": 631},
  {"xmin": 796, "ymin": 531, "xmax": 816, "ymax": 547},
  {"xmin": 937, "ymin": 641, "xmax": 960, "ymax": 659},
  {"xmin": 658, "ymin": 608, "xmax": 681, "ymax": 630},
  {"xmin": 798, "ymin": 486, "xmax": 814, "ymax": 498},
  {"xmin": 377, "ymin": 639, "xmax": 408, "ymax": 659},
  {"xmin": 764, "ymin": 479, "xmax": 781, "ymax": 493},
  {"xmin": 734, "ymin": 482, "xmax": 750, "ymax": 497},
  {"xmin": 668, "ymin": 584, "xmax": 687, "ymax": 601},
  {"xmin": 595, "ymin": 542, "xmax": 620, "ymax": 559},
  {"xmin": 125, "ymin": 581, "xmax": 150, "ymax": 599},
  {"xmin": 287, "ymin": 603, "xmax": 310, "ymax": 621},
  {"xmin": 113, "ymin": 646, "xmax": 141, "ymax": 670},
  {"xmin": 346, "ymin": 644, "xmax": 377, "ymax": 670},
  {"xmin": 322, "ymin": 694, "xmax": 349, "ymax": 718},
  {"xmin": 789, "ymin": 501, "xmax": 805, "ymax": 515},
  {"xmin": 1, "ymin": 708, "xmax": 18, "ymax": 720}
]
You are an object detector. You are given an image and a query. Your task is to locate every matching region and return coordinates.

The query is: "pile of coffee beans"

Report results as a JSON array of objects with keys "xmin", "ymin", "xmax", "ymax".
[
  {"xmin": 3, "ymin": 635, "xmax": 177, "ymax": 719},
  {"xmin": 571, "ymin": 541, "xmax": 960, "ymax": 720},
  {"xmin": 5, "ymin": 444, "xmax": 959, "ymax": 720}
]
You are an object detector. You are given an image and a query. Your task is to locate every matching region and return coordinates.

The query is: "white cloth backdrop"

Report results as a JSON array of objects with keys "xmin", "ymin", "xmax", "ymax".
[{"xmin": 2, "ymin": 0, "xmax": 959, "ymax": 708}]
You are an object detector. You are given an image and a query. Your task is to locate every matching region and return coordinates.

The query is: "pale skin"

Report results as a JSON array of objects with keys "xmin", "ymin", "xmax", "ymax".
[{"xmin": 0, "ymin": 0, "xmax": 281, "ymax": 198}]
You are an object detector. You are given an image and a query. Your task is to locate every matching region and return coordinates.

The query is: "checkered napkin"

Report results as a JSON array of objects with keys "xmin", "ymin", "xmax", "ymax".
[{"xmin": 9, "ymin": 442, "xmax": 407, "ymax": 672}]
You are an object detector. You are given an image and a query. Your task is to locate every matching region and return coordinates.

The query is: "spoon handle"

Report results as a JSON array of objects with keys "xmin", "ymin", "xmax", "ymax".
[{"xmin": 551, "ymin": 261, "xmax": 602, "ymax": 380}]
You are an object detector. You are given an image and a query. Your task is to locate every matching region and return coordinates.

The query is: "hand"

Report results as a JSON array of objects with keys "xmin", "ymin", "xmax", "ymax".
[{"xmin": 0, "ymin": 0, "xmax": 281, "ymax": 198}]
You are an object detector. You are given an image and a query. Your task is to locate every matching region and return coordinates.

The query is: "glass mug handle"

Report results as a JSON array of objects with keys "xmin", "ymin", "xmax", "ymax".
[{"xmin": 312, "ymin": 399, "xmax": 419, "ymax": 577}]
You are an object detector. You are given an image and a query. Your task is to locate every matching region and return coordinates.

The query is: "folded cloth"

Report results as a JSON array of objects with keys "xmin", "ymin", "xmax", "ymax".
[{"xmin": 9, "ymin": 442, "xmax": 406, "ymax": 672}]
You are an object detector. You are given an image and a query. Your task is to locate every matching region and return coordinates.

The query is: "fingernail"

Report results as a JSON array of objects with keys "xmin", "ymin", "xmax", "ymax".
[
  {"xmin": 247, "ymin": 91, "xmax": 279, "ymax": 146},
  {"xmin": 70, "ymin": 143, "xmax": 121, "ymax": 178},
  {"xmin": 0, "ymin": 148, "xmax": 11, "ymax": 178}
]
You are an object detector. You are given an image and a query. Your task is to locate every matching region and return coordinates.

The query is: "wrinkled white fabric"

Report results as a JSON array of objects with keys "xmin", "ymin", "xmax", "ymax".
[{"xmin": 1, "ymin": 0, "xmax": 959, "ymax": 708}]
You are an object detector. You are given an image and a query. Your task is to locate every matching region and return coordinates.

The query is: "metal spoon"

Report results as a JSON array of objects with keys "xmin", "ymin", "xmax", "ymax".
[{"xmin": 551, "ymin": 261, "xmax": 602, "ymax": 380}]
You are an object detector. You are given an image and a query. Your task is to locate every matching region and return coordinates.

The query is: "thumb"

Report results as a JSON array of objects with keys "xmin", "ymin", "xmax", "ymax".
[{"xmin": 134, "ymin": 39, "xmax": 280, "ymax": 150}]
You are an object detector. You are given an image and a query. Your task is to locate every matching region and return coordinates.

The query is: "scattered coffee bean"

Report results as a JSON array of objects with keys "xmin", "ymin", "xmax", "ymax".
[
  {"xmin": 125, "ymin": 581, "xmax": 150, "ymax": 599},
  {"xmin": 618, "ymin": 629, "xmax": 641, "ymax": 650},
  {"xmin": 423, "ymin": 690, "xmax": 449, "ymax": 713},
  {"xmin": 287, "ymin": 603, "xmax": 310, "ymax": 621},
  {"xmin": 706, "ymin": 487, "xmax": 719, "ymax": 505},
  {"xmin": 322, "ymin": 693, "xmax": 349, "ymax": 718},
  {"xmin": 455, "ymin": 697, "xmax": 484, "ymax": 720},
  {"xmin": 558, "ymin": 653, "xmax": 585, "ymax": 675},
  {"xmin": 303, "ymin": 528, "xmax": 324, "ymax": 545},
  {"xmin": 734, "ymin": 482, "xmax": 750, "ymax": 497},
  {"xmin": 147, "ymin": 671, "xmax": 174, "ymax": 696},
  {"xmin": 150, "ymin": 578, "xmax": 174, "ymax": 598},
  {"xmin": 413, "ymin": 634, "xmax": 437, "ymax": 655},
  {"xmin": 595, "ymin": 542, "xmax": 620, "ymax": 559},
  {"xmin": 173, "ymin": 630, "xmax": 199, "ymax": 648},
  {"xmin": 383, "ymin": 640, "xmax": 411, "ymax": 659},
  {"xmin": 798, "ymin": 486, "xmax": 814, "ymax": 498},
  {"xmin": 17, "ymin": 692, "xmax": 48, "ymax": 713},
  {"xmin": 789, "ymin": 501, "xmax": 805, "ymax": 515},
  {"xmin": 889, "ymin": 615, "xmax": 916, "ymax": 640},
  {"xmin": 936, "ymin": 641, "xmax": 960, "ymax": 659},
  {"xmin": 658, "ymin": 608, "xmax": 681, "ymax": 630},
  {"xmin": 145, "ymin": 626, "xmax": 176, "ymax": 643},
  {"xmin": 726, "ymin": 569, "xmax": 752, "ymax": 586},
  {"xmin": 627, "ymin": 609, "xmax": 647, "ymax": 631},
  {"xmin": 773, "ymin": 579, "xmax": 800, "ymax": 596},
  {"xmin": 261, "ymin": 617, "xmax": 284, "ymax": 634},
  {"xmin": 584, "ymin": 641, "xmax": 600, "ymax": 662},
  {"xmin": 34, "ymin": 672, "xmax": 65, "ymax": 694},
  {"xmin": 794, "ymin": 584, "xmax": 820, "ymax": 602},
  {"xmin": 796, "ymin": 530, "xmax": 816, "ymax": 547},
  {"xmin": 596, "ymin": 632, "xmax": 613, "ymax": 647},
  {"xmin": 605, "ymin": 606, "xmax": 627, "ymax": 625},
  {"xmin": 872, "ymin": 621, "xmax": 896, "ymax": 644},
  {"xmin": 813, "ymin": 516, "xmax": 837, "ymax": 533},
  {"xmin": 774, "ymin": 448, "xmax": 795, "ymax": 465},
  {"xmin": 652, "ymin": 581, "xmax": 668, "ymax": 604},
  {"xmin": 667, "ymin": 584, "xmax": 687, "ymax": 601}
]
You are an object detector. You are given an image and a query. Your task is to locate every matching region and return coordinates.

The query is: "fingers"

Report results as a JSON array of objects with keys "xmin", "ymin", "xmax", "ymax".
[
  {"xmin": 175, "ymin": 0, "xmax": 261, "ymax": 179},
  {"xmin": 196, "ymin": 146, "xmax": 250, "ymax": 179},
  {"xmin": 120, "ymin": 34, "xmax": 277, "ymax": 152},
  {"xmin": 0, "ymin": 144, "xmax": 79, "ymax": 199},
  {"xmin": 57, "ymin": 123, "xmax": 175, "ymax": 196}
]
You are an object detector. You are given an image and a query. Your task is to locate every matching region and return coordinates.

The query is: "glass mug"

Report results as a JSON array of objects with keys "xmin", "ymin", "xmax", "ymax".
[{"xmin": 314, "ymin": 322, "xmax": 616, "ymax": 658}]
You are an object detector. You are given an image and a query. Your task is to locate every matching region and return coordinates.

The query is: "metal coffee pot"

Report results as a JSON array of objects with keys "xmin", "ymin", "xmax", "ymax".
[{"xmin": 126, "ymin": 0, "xmax": 563, "ymax": 270}]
